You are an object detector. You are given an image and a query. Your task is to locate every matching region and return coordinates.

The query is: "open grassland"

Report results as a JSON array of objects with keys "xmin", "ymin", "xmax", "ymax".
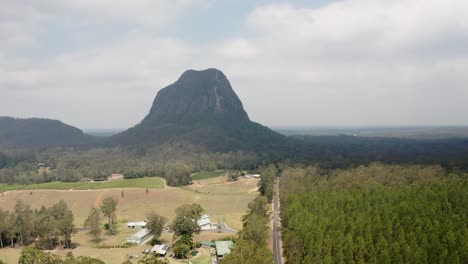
[
  {"xmin": 0, "ymin": 175, "xmax": 256, "ymax": 263},
  {"xmin": 185, "ymin": 177, "xmax": 259, "ymax": 195},
  {"xmin": 0, "ymin": 177, "xmax": 164, "ymax": 192},
  {"xmin": 192, "ymin": 170, "xmax": 225, "ymax": 180}
]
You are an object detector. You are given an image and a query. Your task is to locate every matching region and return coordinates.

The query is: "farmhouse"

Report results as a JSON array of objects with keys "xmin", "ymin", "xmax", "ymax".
[
  {"xmin": 215, "ymin": 240, "xmax": 234, "ymax": 260},
  {"xmin": 127, "ymin": 228, "xmax": 151, "ymax": 244},
  {"xmin": 151, "ymin": 244, "xmax": 170, "ymax": 256},
  {"xmin": 127, "ymin": 221, "xmax": 147, "ymax": 228},
  {"xmin": 197, "ymin": 214, "xmax": 213, "ymax": 230}
]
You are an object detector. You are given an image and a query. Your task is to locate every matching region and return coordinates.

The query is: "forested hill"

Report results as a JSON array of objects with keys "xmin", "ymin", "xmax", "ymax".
[
  {"xmin": 110, "ymin": 68, "xmax": 289, "ymax": 153},
  {"xmin": 0, "ymin": 117, "xmax": 92, "ymax": 148}
]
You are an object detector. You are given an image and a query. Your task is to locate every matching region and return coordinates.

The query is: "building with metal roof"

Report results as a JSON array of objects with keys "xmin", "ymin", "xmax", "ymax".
[
  {"xmin": 151, "ymin": 244, "xmax": 170, "ymax": 256},
  {"xmin": 127, "ymin": 228, "xmax": 151, "ymax": 244},
  {"xmin": 215, "ymin": 240, "xmax": 234, "ymax": 260}
]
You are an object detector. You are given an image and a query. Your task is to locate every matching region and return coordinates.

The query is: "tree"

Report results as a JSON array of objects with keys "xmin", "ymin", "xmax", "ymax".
[
  {"xmin": 137, "ymin": 255, "xmax": 169, "ymax": 264},
  {"xmin": 14, "ymin": 200, "xmax": 34, "ymax": 245},
  {"xmin": 49, "ymin": 200, "xmax": 74, "ymax": 248},
  {"xmin": 18, "ymin": 247, "xmax": 62, "ymax": 264},
  {"xmin": 170, "ymin": 203, "xmax": 204, "ymax": 237},
  {"xmin": 165, "ymin": 161, "xmax": 191, "ymax": 186},
  {"xmin": 100, "ymin": 197, "xmax": 118, "ymax": 235},
  {"xmin": 173, "ymin": 235, "xmax": 192, "ymax": 259},
  {"xmin": 0, "ymin": 209, "xmax": 8, "ymax": 248},
  {"xmin": 221, "ymin": 240, "xmax": 273, "ymax": 264},
  {"xmin": 34, "ymin": 206, "xmax": 56, "ymax": 249},
  {"xmin": 146, "ymin": 211, "xmax": 167, "ymax": 241},
  {"xmin": 84, "ymin": 207, "xmax": 102, "ymax": 242},
  {"xmin": 228, "ymin": 171, "xmax": 239, "ymax": 181}
]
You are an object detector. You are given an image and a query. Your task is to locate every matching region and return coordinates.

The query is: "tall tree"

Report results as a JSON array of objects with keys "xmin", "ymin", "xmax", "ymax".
[
  {"xmin": 0, "ymin": 209, "xmax": 8, "ymax": 248},
  {"xmin": 100, "ymin": 197, "xmax": 118, "ymax": 235},
  {"xmin": 49, "ymin": 200, "xmax": 75, "ymax": 248},
  {"xmin": 145, "ymin": 211, "xmax": 167, "ymax": 241},
  {"xmin": 170, "ymin": 203, "xmax": 204, "ymax": 237},
  {"xmin": 84, "ymin": 207, "xmax": 102, "ymax": 243},
  {"xmin": 14, "ymin": 200, "xmax": 34, "ymax": 245}
]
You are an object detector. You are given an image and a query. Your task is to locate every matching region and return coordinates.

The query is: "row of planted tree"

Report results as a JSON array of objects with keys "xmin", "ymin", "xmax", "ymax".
[{"xmin": 279, "ymin": 164, "xmax": 468, "ymax": 264}]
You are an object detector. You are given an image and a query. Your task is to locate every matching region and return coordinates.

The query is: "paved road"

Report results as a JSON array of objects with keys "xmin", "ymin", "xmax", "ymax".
[{"xmin": 273, "ymin": 178, "xmax": 282, "ymax": 264}]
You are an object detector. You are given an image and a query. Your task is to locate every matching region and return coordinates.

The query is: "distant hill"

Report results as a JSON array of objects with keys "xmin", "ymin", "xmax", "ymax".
[
  {"xmin": 276, "ymin": 126, "xmax": 468, "ymax": 139},
  {"xmin": 0, "ymin": 117, "xmax": 91, "ymax": 148},
  {"xmin": 111, "ymin": 68, "xmax": 289, "ymax": 153}
]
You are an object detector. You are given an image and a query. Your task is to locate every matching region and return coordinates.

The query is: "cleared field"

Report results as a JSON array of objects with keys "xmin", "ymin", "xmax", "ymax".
[
  {"xmin": 192, "ymin": 170, "xmax": 225, "ymax": 180},
  {"xmin": 185, "ymin": 178, "xmax": 259, "ymax": 195},
  {"xmin": 74, "ymin": 177, "xmax": 164, "ymax": 190},
  {"xmin": 0, "ymin": 177, "xmax": 164, "ymax": 192},
  {"xmin": 0, "ymin": 175, "xmax": 256, "ymax": 263}
]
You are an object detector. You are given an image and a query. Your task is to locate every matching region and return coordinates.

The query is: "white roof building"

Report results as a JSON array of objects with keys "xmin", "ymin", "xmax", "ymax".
[
  {"xmin": 127, "ymin": 228, "xmax": 151, "ymax": 244},
  {"xmin": 245, "ymin": 174, "xmax": 261, "ymax": 178},
  {"xmin": 151, "ymin": 244, "xmax": 170, "ymax": 256},
  {"xmin": 197, "ymin": 214, "xmax": 213, "ymax": 230},
  {"xmin": 127, "ymin": 221, "xmax": 147, "ymax": 228}
]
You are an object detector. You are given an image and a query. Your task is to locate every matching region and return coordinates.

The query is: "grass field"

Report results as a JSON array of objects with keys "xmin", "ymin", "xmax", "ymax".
[
  {"xmin": 0, "ymin": 177, "xmax": 164, "ymax": 192},
  {"xmin": 74, "ymin": 177, "xmax": 164, "ymax": 190},
  {"xmin": 192, "ymin": 170, "xmax": 225, "ymax": 180},
  {"xmin": 0, "ymin": 175, "xmax": 256, "ymax": 264}
]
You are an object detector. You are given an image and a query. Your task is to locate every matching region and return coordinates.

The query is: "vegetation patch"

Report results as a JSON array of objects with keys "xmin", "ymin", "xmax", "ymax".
[{"xmin": 280, "ymin": 165, "xmax": 468, "ymax": 263}]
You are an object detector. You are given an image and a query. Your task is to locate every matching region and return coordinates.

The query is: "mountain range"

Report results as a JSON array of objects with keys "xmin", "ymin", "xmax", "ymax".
[{"xmin": 0, "ymin": 69, "xmax": 289, "ymax": 153}]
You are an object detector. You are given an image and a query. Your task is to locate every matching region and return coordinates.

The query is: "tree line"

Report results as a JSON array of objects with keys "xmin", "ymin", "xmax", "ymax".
[
  {"xmin": 0, "ymin": 200, "xmax": 74, "ymax": 250},
  {"xmin": 279, "ymin": 164, "xmax": 468, "ymax": 264},
  {"xmin": 221, "ymin": 164, "xmax": 278, "ymax": 264}
]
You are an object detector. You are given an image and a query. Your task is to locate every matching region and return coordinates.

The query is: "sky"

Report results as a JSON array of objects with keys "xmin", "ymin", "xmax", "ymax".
[{"xmin": 1, "ymin": 0, "xmax": 468, "ymax": 130}]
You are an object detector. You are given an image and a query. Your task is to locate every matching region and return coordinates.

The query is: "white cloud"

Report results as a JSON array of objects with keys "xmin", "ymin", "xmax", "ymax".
[
  {"xmin": 1, "ymin": 0, "xmax": 468, "ymax": 128},
  {"xmin": 202, "ymin": 0, "xmax": 468, "ymax": 126}
]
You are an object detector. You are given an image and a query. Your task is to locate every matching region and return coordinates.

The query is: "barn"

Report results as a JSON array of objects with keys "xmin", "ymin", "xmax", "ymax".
[{"xmin": 127, "ymin": 228, "xmax": 151, "ymax": 244}]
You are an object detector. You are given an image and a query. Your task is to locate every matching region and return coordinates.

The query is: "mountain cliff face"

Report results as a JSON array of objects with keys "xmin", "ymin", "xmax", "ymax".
[
  {"xmin": 0, "ymin": 117, "xmax": 91, "ymax": 148},
  {"xmin": 112, "ymin": 68, "xmax": 287, "ymax": 152},
  {"xmin": 143, "ymin": 69, "xmax": 249, "ymax": 124}
]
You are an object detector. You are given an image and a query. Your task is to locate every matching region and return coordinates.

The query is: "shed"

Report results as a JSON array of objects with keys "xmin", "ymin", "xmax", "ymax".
[
  {"xmin": 201, "ymin": 240, "xmax": 215, "ymax": 247},
  {"xmin": 215, "ymin": 240, "xmax": 234, "ymax": 260},
  {"xmin": 197, "ymin": 214, "xmax": 213, "ymax": 230},
  {"xmin": 151, "ymin": 244, "xmax": 169, "ymax": 256},
  {"xmin": 127, "ymin": 228, "xmax": 151, "ymax": 244},
  {"xmin": 127, "ymin": 221, "xmax": 147, "ymax": 228}
]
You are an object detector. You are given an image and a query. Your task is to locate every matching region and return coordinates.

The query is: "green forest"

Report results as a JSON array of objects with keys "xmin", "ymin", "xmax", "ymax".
[{"xmin": 280, "ymin": 164, "xmax": 468, "ymax": 264}]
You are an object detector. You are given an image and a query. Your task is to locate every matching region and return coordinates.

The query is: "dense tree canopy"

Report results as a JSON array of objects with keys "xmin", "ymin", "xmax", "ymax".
[
  {"xmin": 170, "ymin": 203, "xmax": 204, "ymax": 237},
  {"xmin": 280, "ymin": 164, "xmax": 468, "ymax": 264}
]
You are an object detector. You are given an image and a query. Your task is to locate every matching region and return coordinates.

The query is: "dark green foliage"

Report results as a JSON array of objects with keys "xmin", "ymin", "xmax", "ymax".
[
  {"xmin": 18, "ymin": 247, "xmax": 104, "ymax": 264},
  {"xmin": 170, "ymin": 203, "xmax": 204, "ymax": 237},
  {"xmin": 1, "ymin": 200, "xmax": 75, "ymax": 249},
  {"xmin": 258, "ymin": 165, "xmax": 277, "ymax": 202},
  {"xmin": 280, "ymin": 165, "xmax": 468, "ymax": 264},
  {"xmin": 146, "ymin": 210, "xmax": 167, "ymax": 240},
  {"xmin": 294, "ymin": 135, "xmax": 468, "ymax": 171},
  {"xmin": 222, "ymin": 191, "xmax": 273, "ymax": 263},
  {"xmin": 173, "ymin": 234, "xmax": 194, "ymax": 258},
  {"xmin": 165, "ymin": 161, "xmax": 191, "ymax": 186}
]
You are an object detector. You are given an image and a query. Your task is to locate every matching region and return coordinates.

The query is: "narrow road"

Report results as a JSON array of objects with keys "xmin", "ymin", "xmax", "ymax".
[{"xmin": 273, "ymin": 178, "xmax": 282, "ymax": 264}]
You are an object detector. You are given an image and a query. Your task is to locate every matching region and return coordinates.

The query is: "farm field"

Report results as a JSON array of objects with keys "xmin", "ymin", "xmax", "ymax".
[
  {"xmin": 0, "ymin": 175, "xmax": 257, "ymax": 263},
  {"xmin": 192, "ymin": 170, "xmax": 226, "ymax": 180},
  {"xmin": 0, "ymin": 177, "xmax": 164, "ymax": 192}
]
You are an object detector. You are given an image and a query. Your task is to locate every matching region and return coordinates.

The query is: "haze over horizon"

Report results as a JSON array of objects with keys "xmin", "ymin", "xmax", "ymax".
[{"xmin": 2, "ymin": 0, "xmax": 468, "ymax": 129}]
